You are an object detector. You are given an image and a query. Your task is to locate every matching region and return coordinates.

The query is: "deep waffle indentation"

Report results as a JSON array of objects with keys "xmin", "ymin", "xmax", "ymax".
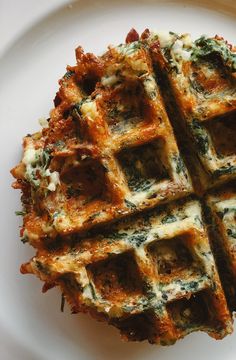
[
  {"xmin": 148, "ymin": 235, "xmax": 194, "ymax": 276},
  {"xmin": 118, "ymin": 139, "xmax": 169, "ymax": 193},
  {"xmin": 87, "ymin": 251, "xmax": 144, "ymax": 302}
]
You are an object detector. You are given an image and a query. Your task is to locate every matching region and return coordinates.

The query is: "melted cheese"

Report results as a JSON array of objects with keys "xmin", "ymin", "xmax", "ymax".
[
  {"xmin": 130, "ymin": 58, "xmax": 149, "ymax": 74},
  {"xmin": 143, "ymin": 75, "xmax": 157, "ymax": 98},
  {"xmin": 101, "ymin": 75, "xmax": 119, "ymax": 87},
  {"xmin": 157, "ymin": 31, "xmax": 173, "ymax": 48},
  {"xmin": 22, "ymin": 145, "xmax": 40, "ymax": 166},
  {"xmin": 181, "ymin": 33, "xmax": 192, "ymax": 48},
  {"xmin": 23, "ymin": 143, "xmax": 60, "ymax": 192},
  {"xmin": 46, "ymin": 170, "xmax": 60, "ymax": 191},
  {"xmin": 81, "ymin": 101, "xmax": 98, "ymax": 121},
  {"xmin": 38, "ymin": 117, "xmax": 49, "ymax": 128},
  {"xmin": 172, "ymin": 39, "xmax": 191, "ymax": 61}
]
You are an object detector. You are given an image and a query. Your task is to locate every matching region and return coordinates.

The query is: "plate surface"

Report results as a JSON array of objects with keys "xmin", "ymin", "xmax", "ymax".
[{"xmin": 0, "ymin": 0, "xmax": 236, "ymax": 359}]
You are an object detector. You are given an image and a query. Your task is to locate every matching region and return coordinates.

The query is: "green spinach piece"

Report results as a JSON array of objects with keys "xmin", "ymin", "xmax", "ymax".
[
  {"xmin": 161, "ymin": 214, "xmax": 177, "ymax": 224},
  {"xmin": 191, "ymin": 36, "xmax": 236, "ymax": 72},
  {"xmin": 190, "ymin": 119, "xmax": 209, "ymax": 155}
]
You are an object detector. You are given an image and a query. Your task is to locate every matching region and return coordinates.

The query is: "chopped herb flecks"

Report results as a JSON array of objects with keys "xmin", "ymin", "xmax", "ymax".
[
  {"xmin": 191, "ymin": 36, "xmax": 236, "ymax": 73},
  {"xmin": 15, "ymin": 211, "xmax": 26, "ymax": 216},
  {"xmin": 161, "ymin": 214, "xmax": 177, "ymax": 224},
  {"xmin": 190, "ymin": 119, "xmax": 209, "ymax": 155}
]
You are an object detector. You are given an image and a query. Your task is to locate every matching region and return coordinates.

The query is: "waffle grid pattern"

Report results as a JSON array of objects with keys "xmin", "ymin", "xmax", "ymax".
[
  {"xmin": 25, "ymin": 199, "xmax": 232, "ymax": 343},
  {"xmin": 12, "ymin": 29, "xmax": 236, "ymax": 344}
]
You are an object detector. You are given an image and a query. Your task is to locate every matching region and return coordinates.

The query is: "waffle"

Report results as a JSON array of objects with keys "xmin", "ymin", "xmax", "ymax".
[
  {"xmin": 146, "ymin": 31, "xmax": 236, "ymax": 190},
  {"xmin": 207, "ymin": 183, "xmax": 236, "ymax": 310},
  {"xmin": 11, "ymin": 29, "xmax": 236, "ymax": 345}
]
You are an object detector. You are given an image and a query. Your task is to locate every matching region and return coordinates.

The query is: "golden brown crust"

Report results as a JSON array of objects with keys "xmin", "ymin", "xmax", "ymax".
[{"xmin": 11, "ymin": 29, "xmax": 236, "ymax": 345}]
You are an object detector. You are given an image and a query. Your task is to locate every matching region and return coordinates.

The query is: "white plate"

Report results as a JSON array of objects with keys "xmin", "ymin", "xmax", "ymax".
[{"xmin": 0, "ymin": 0, "xmax": 236, "ymax": 359}]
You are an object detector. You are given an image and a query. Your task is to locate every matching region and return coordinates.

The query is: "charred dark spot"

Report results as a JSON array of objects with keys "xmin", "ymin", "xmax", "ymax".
[
  {"xmin": 81, "ymin": 74, "xmax": 100, "ymax": 95},
  {"xmin": 126, "ymin": 28, "xmax": 140, "ymax": 43},
  {"xmin": 54, "ymin": 92, "xmax": 62, "ymax": 107},
  {"xmin": 141, "ymin": 28, "xmax": 151, "ymax": 40}
]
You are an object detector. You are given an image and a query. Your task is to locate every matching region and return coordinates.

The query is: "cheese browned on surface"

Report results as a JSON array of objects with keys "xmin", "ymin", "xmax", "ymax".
[{"xmin": 12, "ymin": 29, "xmax": 236, "ymax": 345}]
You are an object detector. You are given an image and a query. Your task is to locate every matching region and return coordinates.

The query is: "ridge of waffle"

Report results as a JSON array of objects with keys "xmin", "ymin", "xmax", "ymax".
[{"xmin": 11, "ymin": 28, "xmax": 236, "ymax": 345}]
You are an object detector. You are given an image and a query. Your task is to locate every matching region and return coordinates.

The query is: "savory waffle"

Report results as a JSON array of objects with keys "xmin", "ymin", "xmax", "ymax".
[
  {"xmin": 21, "ymin": 199, "xmax": 232, "ymax": 344},
  {"xmin": 147, "ymin": 31, "xmax": 236, "ymax": 190},
  {"xmin": 11, "ymin": 29, "xmax": 236, "ymax": 345},
  {"xmin": 207, "ymin": 183, "xmax": 236, "ymax": 311},
  {"xmin": 12, "ymin": 38, "xmax": 192, "ymax": 247}
]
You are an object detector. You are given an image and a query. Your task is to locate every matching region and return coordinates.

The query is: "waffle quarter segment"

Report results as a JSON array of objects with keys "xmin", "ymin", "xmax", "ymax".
[
  {"xmin": 21, "ymin": 199, "xmax": 232, "ymax": 344},
  {"xmin": 146, "ymin": 31, "xmax": 236, "ymax": 190},
  {"xmin": 207, "ymin": 183, "xmax": 236, "ymax": 310},
  {"xmin": 12, "ymin": 40, "xmax": 192, "ymax": 246}
]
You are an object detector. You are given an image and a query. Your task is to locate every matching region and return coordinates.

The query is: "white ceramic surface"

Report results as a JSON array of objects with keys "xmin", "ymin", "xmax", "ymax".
[{"xmin": 0, "ymin": 1, "xmax": 235, "ymax": 359}]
